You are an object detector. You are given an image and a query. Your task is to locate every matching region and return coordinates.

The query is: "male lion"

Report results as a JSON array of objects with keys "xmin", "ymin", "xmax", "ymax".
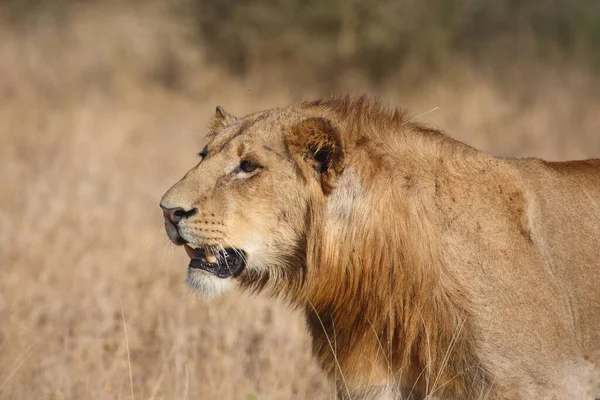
[{"xmin": 160, "ymin": 96, "xmax": 600, "ymax": 399}]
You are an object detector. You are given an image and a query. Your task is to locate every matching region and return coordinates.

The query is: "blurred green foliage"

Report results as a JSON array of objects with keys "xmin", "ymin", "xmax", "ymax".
[
  {"xmin": 187, "ymin": 0, "xmax": 600, "ymax": 82},
  {"xmin": 3, "ymin": 0, "xmax": 600, "ymax": 83}
]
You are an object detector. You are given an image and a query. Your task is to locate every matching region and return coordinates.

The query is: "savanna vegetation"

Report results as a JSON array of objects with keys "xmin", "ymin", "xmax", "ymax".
[{"xmin": 1, "ymin": 1, "xmax": 599, "ymax": 398}]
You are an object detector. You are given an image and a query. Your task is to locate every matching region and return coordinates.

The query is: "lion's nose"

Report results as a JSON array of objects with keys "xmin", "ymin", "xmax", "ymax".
[{"xmin": 161, "ymin": 205, "xmax": 197, "ymax": 225}]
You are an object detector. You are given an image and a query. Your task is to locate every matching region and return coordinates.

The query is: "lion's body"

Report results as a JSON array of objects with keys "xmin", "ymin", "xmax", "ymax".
[{"xmin": 161, "ymin": 96, "xmax": 600, "ymax": 399}]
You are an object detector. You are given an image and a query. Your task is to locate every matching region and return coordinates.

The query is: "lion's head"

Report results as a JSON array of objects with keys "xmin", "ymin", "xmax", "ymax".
[{"xmin": 160, "ymin": 103, "xmax": 345, "ymax": 296}]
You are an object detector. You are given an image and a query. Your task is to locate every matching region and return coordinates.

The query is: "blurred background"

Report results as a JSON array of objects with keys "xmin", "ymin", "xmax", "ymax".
[{"xmin": 1, "ymin": 0, "xmax": 599, "ymax": 398}]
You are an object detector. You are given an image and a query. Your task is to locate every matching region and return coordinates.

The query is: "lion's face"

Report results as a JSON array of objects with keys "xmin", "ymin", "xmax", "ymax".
[{"xmin": 160, "ymin": 106, "xmax": 343, "ymax": 295}]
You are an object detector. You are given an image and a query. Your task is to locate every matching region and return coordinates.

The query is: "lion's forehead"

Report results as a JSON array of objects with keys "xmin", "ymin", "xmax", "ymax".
[{"xmin": 208, "ymin": 108, "xmax": 304, "ymax": 155}]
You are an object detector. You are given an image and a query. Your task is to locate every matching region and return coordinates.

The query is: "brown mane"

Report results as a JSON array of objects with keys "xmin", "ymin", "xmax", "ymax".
[
  {"xmin": 242, "ymin": 96, "xmax": 493, "ymax": 396},
  {"xmin": 298, "ymin": 95, "xmax": 451, "ymax": 147}
]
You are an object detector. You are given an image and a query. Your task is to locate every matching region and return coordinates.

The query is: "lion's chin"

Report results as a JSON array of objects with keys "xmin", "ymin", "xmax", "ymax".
[{"xmin": 185, "ymin": 268, "xmax": 233, "ymax": 297}]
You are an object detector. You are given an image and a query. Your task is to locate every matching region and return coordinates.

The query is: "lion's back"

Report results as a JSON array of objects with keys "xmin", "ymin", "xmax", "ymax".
[{"xmin": 512, "ymin": 157, "xmax": 600, "ymax": 366}]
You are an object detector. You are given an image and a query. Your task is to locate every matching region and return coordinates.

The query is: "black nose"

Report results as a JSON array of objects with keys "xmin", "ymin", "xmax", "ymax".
[{"xmin": 161, "ymin": 206, "xmax": 197, "ymax": 225}]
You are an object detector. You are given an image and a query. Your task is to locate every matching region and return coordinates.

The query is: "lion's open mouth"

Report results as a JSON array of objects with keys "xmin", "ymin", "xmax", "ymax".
[{"xmin": 183, "ymin": 244, "xmax": 246, "ymax": 278}]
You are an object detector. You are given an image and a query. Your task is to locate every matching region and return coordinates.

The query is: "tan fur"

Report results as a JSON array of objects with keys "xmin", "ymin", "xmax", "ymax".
[{"xmin": 160, "ymin": 96, "xmax": 600, "ymax": 399}]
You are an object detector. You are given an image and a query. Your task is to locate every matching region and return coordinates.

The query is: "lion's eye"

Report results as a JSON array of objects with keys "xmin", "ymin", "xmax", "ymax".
[{"xmin": 239, "ymin": 160, "xmax": 259, "ymax": 173}]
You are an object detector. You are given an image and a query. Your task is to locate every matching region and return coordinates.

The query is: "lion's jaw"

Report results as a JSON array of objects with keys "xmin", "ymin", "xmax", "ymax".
[{"xmin": 159, "ymin": 109, "xmax": 311, "ymax": 296}]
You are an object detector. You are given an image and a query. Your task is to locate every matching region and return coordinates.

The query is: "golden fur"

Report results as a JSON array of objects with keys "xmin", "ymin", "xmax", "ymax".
[{"xmin": 160, "ymin": 96, "xmax": 600, "ymax": 399}]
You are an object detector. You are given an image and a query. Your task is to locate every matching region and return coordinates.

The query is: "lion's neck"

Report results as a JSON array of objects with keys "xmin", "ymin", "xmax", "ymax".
[{"xmin": 300, "ymin": 170, "xmax": 490, "ymax": 397}]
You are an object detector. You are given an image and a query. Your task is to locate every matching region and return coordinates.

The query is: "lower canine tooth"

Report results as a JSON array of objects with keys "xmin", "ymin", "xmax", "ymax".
[{"xmin": 205, "ymin": 252, "xmax": 217, "ymax": 263}]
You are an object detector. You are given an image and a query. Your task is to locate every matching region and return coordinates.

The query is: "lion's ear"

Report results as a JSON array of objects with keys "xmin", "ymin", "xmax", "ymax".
[
  {"xmin": 286, "ymin": 117, "xmax": 345, "ymax": 195},
  {"xmin": 210, "ymin": 106, "xmax": 236, "ymax": 130}
]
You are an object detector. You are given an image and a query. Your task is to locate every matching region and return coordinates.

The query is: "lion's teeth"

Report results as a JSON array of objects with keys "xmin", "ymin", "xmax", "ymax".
[{"xmin": 205, "ymin": 251, "xmax": 217, "ymax": 263}]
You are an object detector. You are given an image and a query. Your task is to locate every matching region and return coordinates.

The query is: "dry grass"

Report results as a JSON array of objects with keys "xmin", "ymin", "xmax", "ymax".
[{"xmin": 1, "ymin": 3, "xmax": 599, "ymax": 400}]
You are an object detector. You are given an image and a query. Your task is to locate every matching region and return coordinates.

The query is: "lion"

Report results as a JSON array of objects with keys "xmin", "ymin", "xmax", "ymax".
[{"xmin": 160, "ymin": 96, "xmax": 600, "ymax": 399}]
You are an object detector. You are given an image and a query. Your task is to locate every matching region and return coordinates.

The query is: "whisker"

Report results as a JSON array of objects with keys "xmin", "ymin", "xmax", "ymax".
[
  {"xmin": 223, "ymin": 236, "xmax": 248, "ymax": 265},
  {"xmin": 218, "ymin": 243, "xmax": 233, "ymax": 274},
  {"xmin": 210, "ymin": 246, "xmax": 219, "ymax": 266}
]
